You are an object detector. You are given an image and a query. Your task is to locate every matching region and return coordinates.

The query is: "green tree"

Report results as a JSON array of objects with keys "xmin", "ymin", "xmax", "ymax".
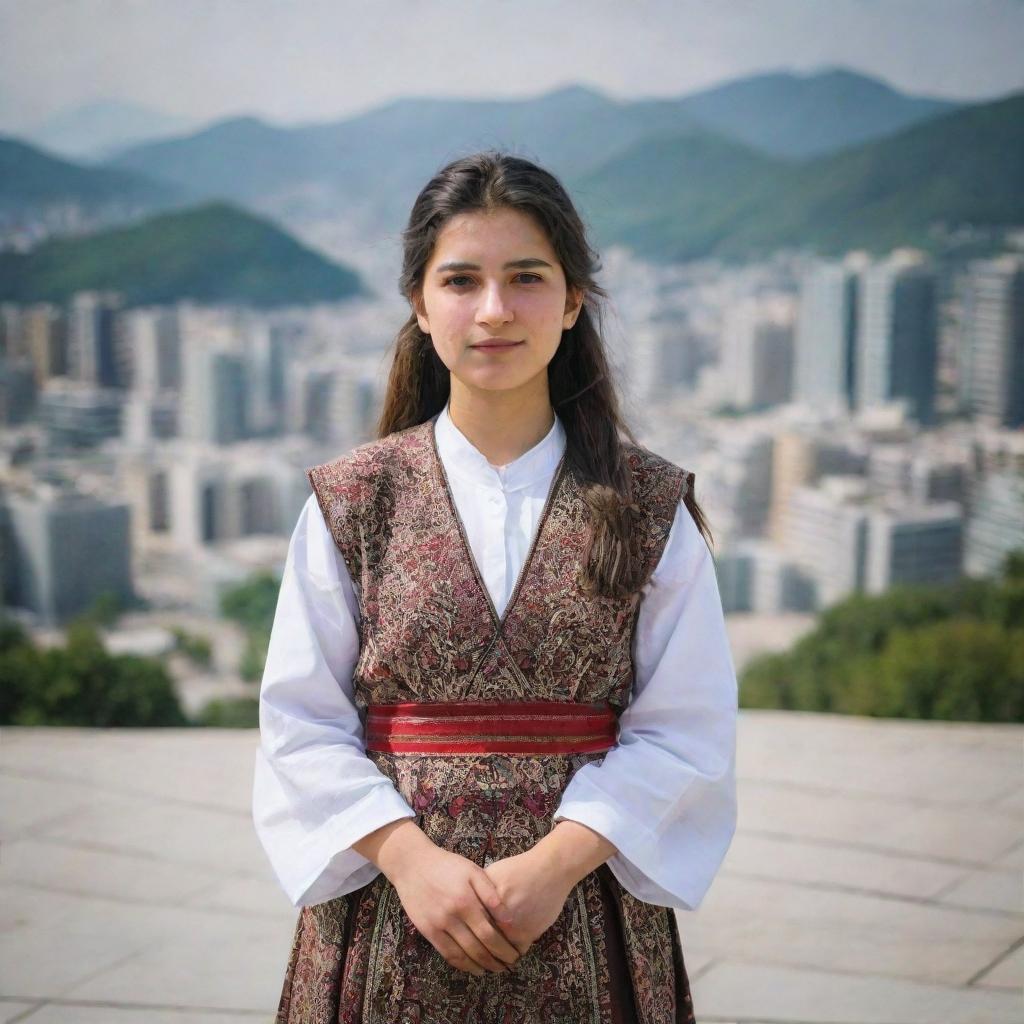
[
  {"xmin": 866, "ymin": 620, "xmax": 1024, "ymax": 722},
  {"xmin": 220, "ymin": 572, "xmax": 281, "ymax": 632},
  {"xmin": 240, "ymin": 626, "xmax": 271, "ymax": 683},
  {"xmin": 0, "ymin": 619, "xmax": 187, "ymax": 726},
  {"xmin": 194, "ymin": 696, "xmax": 260, "ymax": 728},
  {"xmin": 220, "ymin": 571, "xmax": 280, "ymax": 682},
  {"xmin": 739, "ymin": 553, "xmax": 1024, "ymax": 723}
]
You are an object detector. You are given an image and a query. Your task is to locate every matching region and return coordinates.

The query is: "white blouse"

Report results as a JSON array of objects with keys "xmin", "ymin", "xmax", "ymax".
[{"xmin": 252, "ymin": 402, "xmax": 738, "ymax": 912}]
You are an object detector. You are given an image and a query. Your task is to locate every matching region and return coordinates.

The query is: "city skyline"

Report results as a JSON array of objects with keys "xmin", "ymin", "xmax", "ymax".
[{"xmin": 1, "ymin": 0, "xmax": 1022, "ymax": 135}]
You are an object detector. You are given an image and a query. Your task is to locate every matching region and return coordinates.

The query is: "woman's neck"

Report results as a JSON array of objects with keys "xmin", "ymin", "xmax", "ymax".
[{"xmin": 447, "ymin": 382, "xmax": 556, "ymax": 468}]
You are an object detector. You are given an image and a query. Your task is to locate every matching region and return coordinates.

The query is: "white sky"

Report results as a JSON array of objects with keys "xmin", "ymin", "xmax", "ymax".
[{"xmin": 1, "ymin": 0, "xmax": 1022, "ymax": 133}]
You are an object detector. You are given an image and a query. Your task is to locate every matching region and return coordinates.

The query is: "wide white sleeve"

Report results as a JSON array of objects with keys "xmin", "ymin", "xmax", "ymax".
[
  {"xmin": 551, "ymin": 496, "xmax": 738, "ymax": 911},
  {"xmin": 251, "ymin": 492, "xmax": 416, "ymax": 908}
]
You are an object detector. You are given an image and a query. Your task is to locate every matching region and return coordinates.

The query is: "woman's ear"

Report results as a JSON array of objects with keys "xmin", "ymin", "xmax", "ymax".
[
  {"xmin": 412, "ymin": 288, "xmax": 430, "ymax": 335},
  {"xmin": 564, "ymin": 286, "xmax": 584, "ymax": 329}
]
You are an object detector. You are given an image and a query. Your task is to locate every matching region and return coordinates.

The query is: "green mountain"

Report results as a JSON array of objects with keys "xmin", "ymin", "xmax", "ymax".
[
  {"xmin": 25, "ymin": 99, "xmax": 198, "ymax": 163},
  {"xmin": 7, "ymin": 73, "xmax": 1013, "ymax": 271},
  {"xmin": 679, "ymin": 67, "xmax": 959, "ymax": 159},
  {"xmin": 567, "ymin": 130, "xmax": 787, "ymax": 261},
  {"xmin": 0, "ymin": 201, "xmax": 364, "ymax": 307},
  {"xmin": 102, "ymin": 115, "xmax": 307, "ymax": 203},
  {"xmin": 0, "ymin": 134, "xmax": 184, "ymax": 212},
  {"xmin": 102, "ymin": 69, "xmax": 959, "ymax": 222},
  {"xmin": 573, "ymin": 91, "xmax": 1024, "ymax": 262}
]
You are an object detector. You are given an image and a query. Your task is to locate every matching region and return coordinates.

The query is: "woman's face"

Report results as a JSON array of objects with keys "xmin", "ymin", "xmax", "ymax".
[{"xmin": 413, "ymin": 206, "xmax": 583, "ymax": 400}]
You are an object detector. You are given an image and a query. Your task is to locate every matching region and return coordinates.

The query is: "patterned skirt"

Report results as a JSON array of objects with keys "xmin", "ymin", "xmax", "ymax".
[{"xmin": 273, "ymin": 749, "xmax": 696, "ymax": 1024}]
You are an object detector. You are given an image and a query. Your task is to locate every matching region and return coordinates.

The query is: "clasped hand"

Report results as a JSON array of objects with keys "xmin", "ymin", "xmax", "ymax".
[{"xmin": 390, "ymin": 844, "xmax": 574, "ymax": 977}]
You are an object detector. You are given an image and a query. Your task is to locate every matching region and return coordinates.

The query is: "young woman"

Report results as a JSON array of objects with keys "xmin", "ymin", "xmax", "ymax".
[{"xmin": 253, "ymin": 150, "xmax": 738, "ymax": 1023}]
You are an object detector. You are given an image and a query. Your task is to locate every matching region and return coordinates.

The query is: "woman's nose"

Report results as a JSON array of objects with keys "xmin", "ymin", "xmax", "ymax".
[{"xmin": 477, "ymin": 282, "xmax": 513, "ymax": 324}]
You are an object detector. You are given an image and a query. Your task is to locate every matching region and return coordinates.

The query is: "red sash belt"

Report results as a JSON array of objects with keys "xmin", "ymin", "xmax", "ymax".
[{"xmin": 364, "ymin": 699, "xmax": 618, "ymax": 755}]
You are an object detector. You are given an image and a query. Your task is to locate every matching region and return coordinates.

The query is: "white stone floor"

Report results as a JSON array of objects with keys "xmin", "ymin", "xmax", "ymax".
[{"xmin": 1, "ymin": 711, "xmax": 1021, "ymax": 1023}]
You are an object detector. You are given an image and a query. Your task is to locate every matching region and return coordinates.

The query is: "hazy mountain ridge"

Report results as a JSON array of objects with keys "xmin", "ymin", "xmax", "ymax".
[
  {"xmin": 678, "ymin": 68, "xmax": 961, "ymax": 158},
  {"xmin": 0, "ymin": 134, "xmax": 186, "ymax": 212},
  {"xmin": 99, "ymin": 68, "xmax": 962, "ymax": 218},
  {"xmin": 1, "ymin": 70, "xmax": 1016, "ymax": 272},
  {"xmin": 0, "ymin": 201, "xmax": 365, "ymax": 307},
  {"xmin": 572, "ymin": 91, "xmax": 1024, "ymax": 262},
  {"xmin": 24, "ymin": 99, "xmax": 200, "ymax": 163}
]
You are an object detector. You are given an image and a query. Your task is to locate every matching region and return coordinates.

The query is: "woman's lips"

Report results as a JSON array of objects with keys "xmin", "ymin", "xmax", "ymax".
[{"xmin": 470, "ymin": 340, "xmax": 524, "ymax": 350}]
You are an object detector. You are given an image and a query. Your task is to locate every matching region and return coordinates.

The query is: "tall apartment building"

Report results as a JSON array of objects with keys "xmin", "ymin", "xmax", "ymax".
[
  {"xmin": 701, "ymin": 426, "xmax": 775, "ymax": 542},
  {"xmin": 67, "ymin": 291, "xmax": 124, "ymax": 388},
  {"xmin": 119, "ymin": 307, "xmax": 182, "ymax": 444},
  {"xmin": 965, "ymin": 472, "xmax": 1024, "ymax": 578},
  {"xmin": 720, "ymin": 294, "xmax": 796, "ymax": 411},
  {"xmin": 179, "ymin": 308, "xmax": 248, "ymax": 445},
  {"xmin": 856, "ymin": 250, "xmax": 938, "ymax": 425},
  {"xmin": 122, "ymin": 307, "xmax": 181, "ymax": 395},
  {"xmin": 955, "ymin": 254, "xmax": 1024, "ymax": 428},
  {"xmin": 794, "ymin": 252, "xmax": 868, "ymax": 413},
  {"xmin": 717, "ymin": 540, "xmax": 816, "ymax": 614},
  {"xmin": 162, "ymin": 444, "xmax": 307, "ymax": 549},
  {"xmin": 865, "ymin": 504, "xmax": 963, "ymax": 593},
  {"xmin": 38, "ymin": 380, "xmax": 123, "ymax": 451},
  {"xmin": 782, "ymin": 477, "xmax": 871, "ymax": 609},
  {"xmin": 0, "ymin": 304, "xmax": 24, "ymax": 359},
  {"xmin": 22, "ymin": 303, "xmax": 68, "ymax": 384},
  {"xmin": 2, "ymin": 488, "xmax": 134, "ymax": 626},
  {"xmin": 0, "ymin": 361, "xmax": 37, "ymax": 426},
  {"xmin": 769, "ymin": 430, "xmax": 868, "ymax": 544}
]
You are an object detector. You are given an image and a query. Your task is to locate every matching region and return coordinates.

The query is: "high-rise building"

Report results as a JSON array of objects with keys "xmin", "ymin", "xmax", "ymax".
[
  {"xmin": 122, "ymin": 307, "xmax": 181, "ymax": 396},
  {"xmin": 865, "ymin": 504, "xmax": 963, "ymax": 593},
  {"xmin": 965, "ymin": 472, "xmax": 1024, "ymax": 578},
  {"xmin": 700, "ymin": 425, "xmax": 774, "ymax": 542},
  {"xmin": 782, "ymin": 477, "xmax": 871, "ymax": 609},
  {"xmin": 22, "ymin": 303, "xmax": 68, "ymax": 384},
  {"xmin": 0, "ymin": 360, "xmax": 37, "ymax": 425},
  {"xmin": 242, "ymin": 318, "xmax": 283, "ymax": 437},
  {"xmin": 769, "ymin": 429, "xmax": 869, "ymax": 544},
  {"xmin": 955, "ymin": 254, "xmax": 1024, "ymax": 428},
  {"xmin": 163, "ymin": 445, "xmax": 305, "ymax": 549},
  {"xmin": 67, "ymin": 291, "xmax": 124, "ymax": 388},
  {"xmin": 38, "ymin": 380, "xmax": 123, "ymax": 451},
  {"xmin": 856, "ymin": 250, "xmax": 938, "ymax": 425},
  {"xmin": 211, "ymin": 353, "xmax": 247, "ymax": 444},
  {"xmin": 718, "ymin": 540, "xmax": 817, "ymax": 613},
  {"xmin": 179, "ymin": 308, "xmax": 248, "ymax": 445},
  {"xmin": 720, "ymin": 294, "xmax": 796, "ymax": 410},
  {"xmin": 794, "ymin": 252, "xmax": 868, "ymax": 413},
  {"xmin": 0, "ymin": 303, "xmax": 25, "ymax": 359},
  {"xmin": 2, "ymin": 487, "xmax": 134, "ymax": 626}
]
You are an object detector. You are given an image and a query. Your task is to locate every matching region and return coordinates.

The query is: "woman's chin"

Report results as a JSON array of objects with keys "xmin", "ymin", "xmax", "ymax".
[{"xmin": 453, "ymin": 368, "xmax": 546, "ymax": 395}]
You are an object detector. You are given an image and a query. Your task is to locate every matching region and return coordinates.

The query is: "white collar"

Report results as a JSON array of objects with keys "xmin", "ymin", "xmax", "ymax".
[{"xmin": 433, "ymin": 399, "xmax": 566, "ymax": 493}]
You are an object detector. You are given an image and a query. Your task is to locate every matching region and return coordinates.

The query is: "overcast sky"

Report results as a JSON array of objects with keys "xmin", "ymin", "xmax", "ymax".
[{"xmin": 1, "ymin": 0, "xmax": 1022, "ymax": 134}]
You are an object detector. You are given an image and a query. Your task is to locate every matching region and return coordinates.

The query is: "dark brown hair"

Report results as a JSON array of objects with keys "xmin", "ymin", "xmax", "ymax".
[{"xmin": 376, "ymin": 149, "xmax": 712, "ymax": 598}]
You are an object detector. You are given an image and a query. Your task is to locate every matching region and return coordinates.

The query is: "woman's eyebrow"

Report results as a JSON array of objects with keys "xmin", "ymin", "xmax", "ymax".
[{"xmin": 434, "ymin": 258, "xmax": 553, "ymax": 273}]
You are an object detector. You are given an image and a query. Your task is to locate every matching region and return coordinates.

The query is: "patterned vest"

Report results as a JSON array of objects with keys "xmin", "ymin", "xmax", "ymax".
[
  {"xmin": 307, "ymin": 417, "xmax": 691, "ymax": 714},
  {"xmin": 291, "ymin": 416, "xmax": 697, "ymax": 1024}
]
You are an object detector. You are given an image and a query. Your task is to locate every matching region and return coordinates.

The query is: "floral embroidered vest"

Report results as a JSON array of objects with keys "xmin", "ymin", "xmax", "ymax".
[
  {"xmin": 307, "ymin": 417, "xmax": 691, "ymax": 715},
  {"xmin": 286, "ymin": 417, "xmax": 697, "ymax": 1024}
]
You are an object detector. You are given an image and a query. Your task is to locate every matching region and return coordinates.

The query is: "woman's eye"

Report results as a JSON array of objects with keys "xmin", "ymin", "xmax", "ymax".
[{"xmin": 442, "ymin": 273, "xmax": 543, "ymax": 288}]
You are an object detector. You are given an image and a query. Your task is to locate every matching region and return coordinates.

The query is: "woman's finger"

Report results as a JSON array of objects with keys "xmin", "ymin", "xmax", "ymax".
[
  {"xmin": 468, "ymin": 867, "xmax": 514, "ymax": 926},
  {"xmin": 446, "ymin": 918, "xmax": 509, "ymax": 974},
  {"xmin": 434, "ymin": 930, "xmax": 484, "ymax": 976},
  {"xmin": 467, "ymin": 909, "xmax": 521, "ymax": 966}
]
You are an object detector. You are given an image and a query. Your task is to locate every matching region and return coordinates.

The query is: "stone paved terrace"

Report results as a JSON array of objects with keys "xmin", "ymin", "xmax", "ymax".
[{"xmin": 1, "ymin": 711, "xmax": 1021, "ymax": 1024}]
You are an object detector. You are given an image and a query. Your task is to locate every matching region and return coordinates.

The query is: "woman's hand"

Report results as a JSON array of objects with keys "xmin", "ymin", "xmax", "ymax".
[
  {"xmin": 482, "ymin": 848, "xmax": 576, "ymax": 954},
  {"xmin": 387, "ymin": 843, "xmax": 524, "ymax": 977}
]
